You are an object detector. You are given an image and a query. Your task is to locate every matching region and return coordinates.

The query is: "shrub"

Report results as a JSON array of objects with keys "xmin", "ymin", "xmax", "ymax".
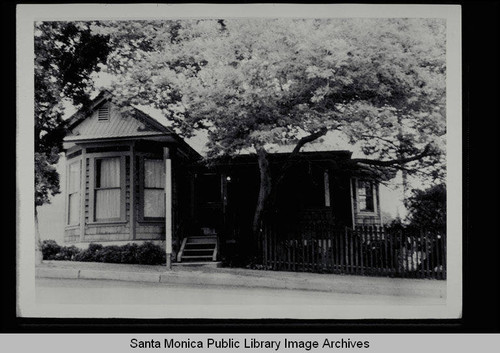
[
  {"xmin": 96, "ymin": 245, "xmax": 122, "ymax": 263},
  {"xmin": 41, "ymin": 240, "xmax": 61, "ymax": 260},
  {"xmin": 74, "ymin": 243, "xmax": 103, "ymax": 262},
  {"xmin": 120, "ymin": 243, "xmax": 139, "ymax": 264},
  {"xmin": 136, "ymin": 242, "xmax": 165, "ymax": 265},
  {"xmin": 53, "ymin": 245, "xmax": 80, "ymax": 261},
  {"xmin": 40, "ymin": 240, "xmax": 166, "ymax": 265}
]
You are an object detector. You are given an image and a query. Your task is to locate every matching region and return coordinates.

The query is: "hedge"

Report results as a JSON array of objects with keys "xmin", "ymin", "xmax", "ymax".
[{"xmin": 41, "ymin": 240, "xmax": 166, "ymax": 265}]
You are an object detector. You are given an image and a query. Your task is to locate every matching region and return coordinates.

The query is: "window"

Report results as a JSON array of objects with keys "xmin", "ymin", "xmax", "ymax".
[
  {"xmin": 67, "ymin": 161, "xmax": 80, "ymax": 225},
  {"xmin": 357, "ymin": 180, "xmax": 375, "ymax": 212},
  {"xmin": 95, "ymin": 157, "xmax": 121, "ymax": 220},
  {"xmin": 97, "ymin": 105, "xmax": 110, "ymax": 122},
  {"xmin": 143, "ymin": 159, "xmax": 165, "ymax": 218},
  {"xmin": 324, "ymin": 170, "xmax": 331, "ymax": 207}
]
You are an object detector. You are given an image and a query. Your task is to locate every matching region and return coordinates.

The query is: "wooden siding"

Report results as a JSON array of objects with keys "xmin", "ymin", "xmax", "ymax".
[
  {"xmin": 135, "ymin": 224, "xmax": 165, "ymax": 240},
  {"xmin": 64, "ymin": 227, "xmax": 80, "ymax": 243}
]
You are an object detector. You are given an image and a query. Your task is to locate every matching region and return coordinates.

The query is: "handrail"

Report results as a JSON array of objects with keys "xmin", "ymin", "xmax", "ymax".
[{"xmin": 176, "ymin": 237, "xmax": 188, "ymax": 262}]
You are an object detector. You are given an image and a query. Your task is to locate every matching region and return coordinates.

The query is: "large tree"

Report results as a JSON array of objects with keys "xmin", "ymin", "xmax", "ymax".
[
  {"xmin": 34, "ymin": 21, "xmax": 110, "ymax": 262},
  {"xmin": 405, "ymin": 183, "xmax": 446, "ymax": 234},
  {"xmin": 98, "ymin": 18, "xmax": 446, "ymax": 235}
]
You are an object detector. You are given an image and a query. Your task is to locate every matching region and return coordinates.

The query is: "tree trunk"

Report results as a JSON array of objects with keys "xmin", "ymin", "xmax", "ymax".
[
  {"xmin": 35, "ymin": 207, "xmax": 43, "ymax": 265},
  {"xmin": 251, "ymin": 129, "xmax": 330, "ymax": 235},
  {"xmin": 252, "ymin": 147, "xmax": 273, "ymax": 235}
]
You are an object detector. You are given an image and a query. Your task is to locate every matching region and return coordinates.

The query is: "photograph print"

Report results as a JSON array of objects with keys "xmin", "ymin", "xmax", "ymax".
[{"xmin": 18, "ymin": 4, "xmax": 462, "ymax": 319}]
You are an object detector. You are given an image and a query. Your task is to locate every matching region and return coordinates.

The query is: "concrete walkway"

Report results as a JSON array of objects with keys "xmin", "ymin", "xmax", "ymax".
[{"xmin": 36, "ymin": 260, "xmax": 446, "ymax": 298}]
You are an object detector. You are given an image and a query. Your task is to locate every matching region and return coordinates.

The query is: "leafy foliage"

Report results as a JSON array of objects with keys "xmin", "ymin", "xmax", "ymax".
[
  {"xmin": 42, "ymin": 240, "xmax": 166, "ymax": 265},
  {"xmin": 100, "ymin": 19, "xmax": 446, "ymax": 174},
  {"xmin": 136, "ymin": 242, "xmax": 166, "ymax": 265},
  {"xmin": 74, "ymin": 243, "xmax": 103, "ymax": 262},
  {"xmin": 53, "ymin": 245, "xmax": 80, "ymax": 261},
  {"xmin": 35, "ymin": 150, "xmax": 61, "ymax": 206},
  {"xmin": 41, "ymin": 239, "xmax": 61, "ymax": 260},
  {"xmin": 405, "ymin": 183, "xmax": 446, "ymax": 233},
  {"xmin": 34, "ymin": 21, "xmax": 111, "ymax": 205}
]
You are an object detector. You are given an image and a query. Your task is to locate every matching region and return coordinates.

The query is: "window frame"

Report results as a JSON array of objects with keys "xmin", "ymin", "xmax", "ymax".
[
  {"xmin": 89, "ymin": 154, "xmax": 127, "ymax": 224},
  {"xmin": 66, "ymin": 158, "xmax": 81, "ymax": 226},
  {"xmin": 355, "ymin": 178, "xmax": 377, "ymax": 214},
  {"xmin": 138, "ymin": 155, "xmax": 166, "ymax": 222}
]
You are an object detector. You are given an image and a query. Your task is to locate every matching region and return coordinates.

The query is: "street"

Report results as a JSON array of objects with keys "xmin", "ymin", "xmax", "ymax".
[{"xmin": 36, "ymin": 278, "xmax": 445, "ymax": 306}]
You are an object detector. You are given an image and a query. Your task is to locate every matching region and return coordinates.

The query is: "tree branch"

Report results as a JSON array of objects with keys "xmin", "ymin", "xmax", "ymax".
[
  {"xmin": 274, "ymin": 127, "xmax": 329, "ymax": 187},
  {"xmin": 351, "ymin": 144, "xmax": 432, "ymax": 167},
  {"xmin": 290, "ymin": 127, "xmax": 329, "ymax": 156}
]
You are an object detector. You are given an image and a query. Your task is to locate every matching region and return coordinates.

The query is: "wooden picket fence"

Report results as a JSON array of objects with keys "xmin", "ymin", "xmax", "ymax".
[{"xmin": 260, "ymin": 224, "xmax": 446, "ymax": 279}]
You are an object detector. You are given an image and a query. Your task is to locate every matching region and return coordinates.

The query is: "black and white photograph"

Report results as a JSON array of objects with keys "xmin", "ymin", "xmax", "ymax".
[{"xmin": 16, "ymin": 4, "xmax": 462, "ymax": 321}]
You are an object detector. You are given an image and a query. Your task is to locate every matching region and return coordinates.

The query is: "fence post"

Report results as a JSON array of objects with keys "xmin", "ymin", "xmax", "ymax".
[
  {"xmin": 435, "ymin": 233, "xmax": 442, "ymax": 279},
  {"xmin": 358, "ymin": 227, "xmax": 364, "ymax": 275},
  {"xmin": 263, "ymin": 223, "xmax": 267, "ymax": 268},
  {"xmin": 442, "ymin": 233, "xmax": 447, "ymax": 280},
  {"xmin": 352, "ymin": 228, "xmax": 358, "ymax": 274},
  {"xmin": 422, "ymin": 230, "xmax": 429, "ymax": 278},
  {"xmin": 419, "ymin": 230, "xmax": 424, "ymax": 279},
  {"xmin": 421, "ymin": 230, "xmax": 427, "ymax": 279},
  {"xmin": 285, "ymin": 232, "xmax": 292, "ymax": 270}
]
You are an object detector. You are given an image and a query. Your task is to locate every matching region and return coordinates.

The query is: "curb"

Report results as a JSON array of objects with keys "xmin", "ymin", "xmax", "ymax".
[
  {"xmin": 36, "ymin": 267, "xmax": 446, "ymax": 298},
  {"xmin": 36, "ymin": 268, "xmax": 80, "ymax": 279},
  {"xmin": 79, "ymin": 270, "xmax": 162, "ymax": 283}
]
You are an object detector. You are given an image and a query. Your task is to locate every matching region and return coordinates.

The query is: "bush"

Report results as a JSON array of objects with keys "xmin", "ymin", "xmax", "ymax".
[
  {"xmin": 74, "ymin": 243, "xmax": 103, "ymax": 262},
  {"xmin": 41, "ymin": 240, "xmax": 61, "ymax": 260},
  {"xmin": 120, "ymin": 243, "xmax": 139, "ymax": 264},
  {"xmin": 136, "ymin": 242, "xmax": 165, "ymax": 265},
  {"xmin": 53, "ymin": 245, "xmax": 80, "ymax": 261},
  {"xmin": 96, "ymin": 245, "xmax": 122, "ymax": 263},
  {"xmin": 41, "ymin": 240, "xmax": 166, "ymax": 265}
]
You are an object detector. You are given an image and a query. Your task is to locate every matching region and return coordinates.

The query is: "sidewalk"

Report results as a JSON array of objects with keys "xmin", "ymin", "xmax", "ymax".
[{"xmin": 36, "ymin": 260, "xmax": 446, "ymax": 298}]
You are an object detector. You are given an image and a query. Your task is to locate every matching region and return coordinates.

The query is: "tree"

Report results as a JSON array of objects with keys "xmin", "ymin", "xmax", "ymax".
[
  {"xmin": 405, "ymin": 184, "xmax": 446, "ymax": 234},
  {"xmin": 34, "ymin": 21, "xmax": 111, "ymax": 262},
  {"xmin": 98, "ymin": 18, "xmax": 446, "ymax": 239}
]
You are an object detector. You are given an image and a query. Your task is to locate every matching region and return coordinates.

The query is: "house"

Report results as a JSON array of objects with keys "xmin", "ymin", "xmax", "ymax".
[{"xmin": 62, "ymin": 91, "xmax": 383, "ymax": 264}]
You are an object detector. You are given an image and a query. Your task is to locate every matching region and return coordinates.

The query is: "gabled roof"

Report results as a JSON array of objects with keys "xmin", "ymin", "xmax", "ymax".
[
  {"xmin": 64, "ymin": 90, "xmax": 178, "ymax": 142},
  {"xmin": 63, "ymin": 90, "xmax": 201, "ymax": 159},
  {"xmin": 65, "ymin": 90, "xmax": 112, "ymax": 129}
]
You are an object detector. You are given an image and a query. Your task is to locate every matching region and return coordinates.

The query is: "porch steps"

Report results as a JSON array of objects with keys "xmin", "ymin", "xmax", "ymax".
[{"xmin": 177, "ymin": 236, "xmax": 218, "ymax": 263}]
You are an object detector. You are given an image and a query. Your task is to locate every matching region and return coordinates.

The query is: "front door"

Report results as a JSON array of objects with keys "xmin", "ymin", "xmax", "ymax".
[{"xmin": 194, "ymin": 173, "xmax": 225, "ymax": 236}]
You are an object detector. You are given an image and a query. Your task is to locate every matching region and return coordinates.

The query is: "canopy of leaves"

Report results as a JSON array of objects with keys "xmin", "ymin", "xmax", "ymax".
[{"xmin": 100, "ymin": 19, "xmax": 445, "ymax": 184}]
